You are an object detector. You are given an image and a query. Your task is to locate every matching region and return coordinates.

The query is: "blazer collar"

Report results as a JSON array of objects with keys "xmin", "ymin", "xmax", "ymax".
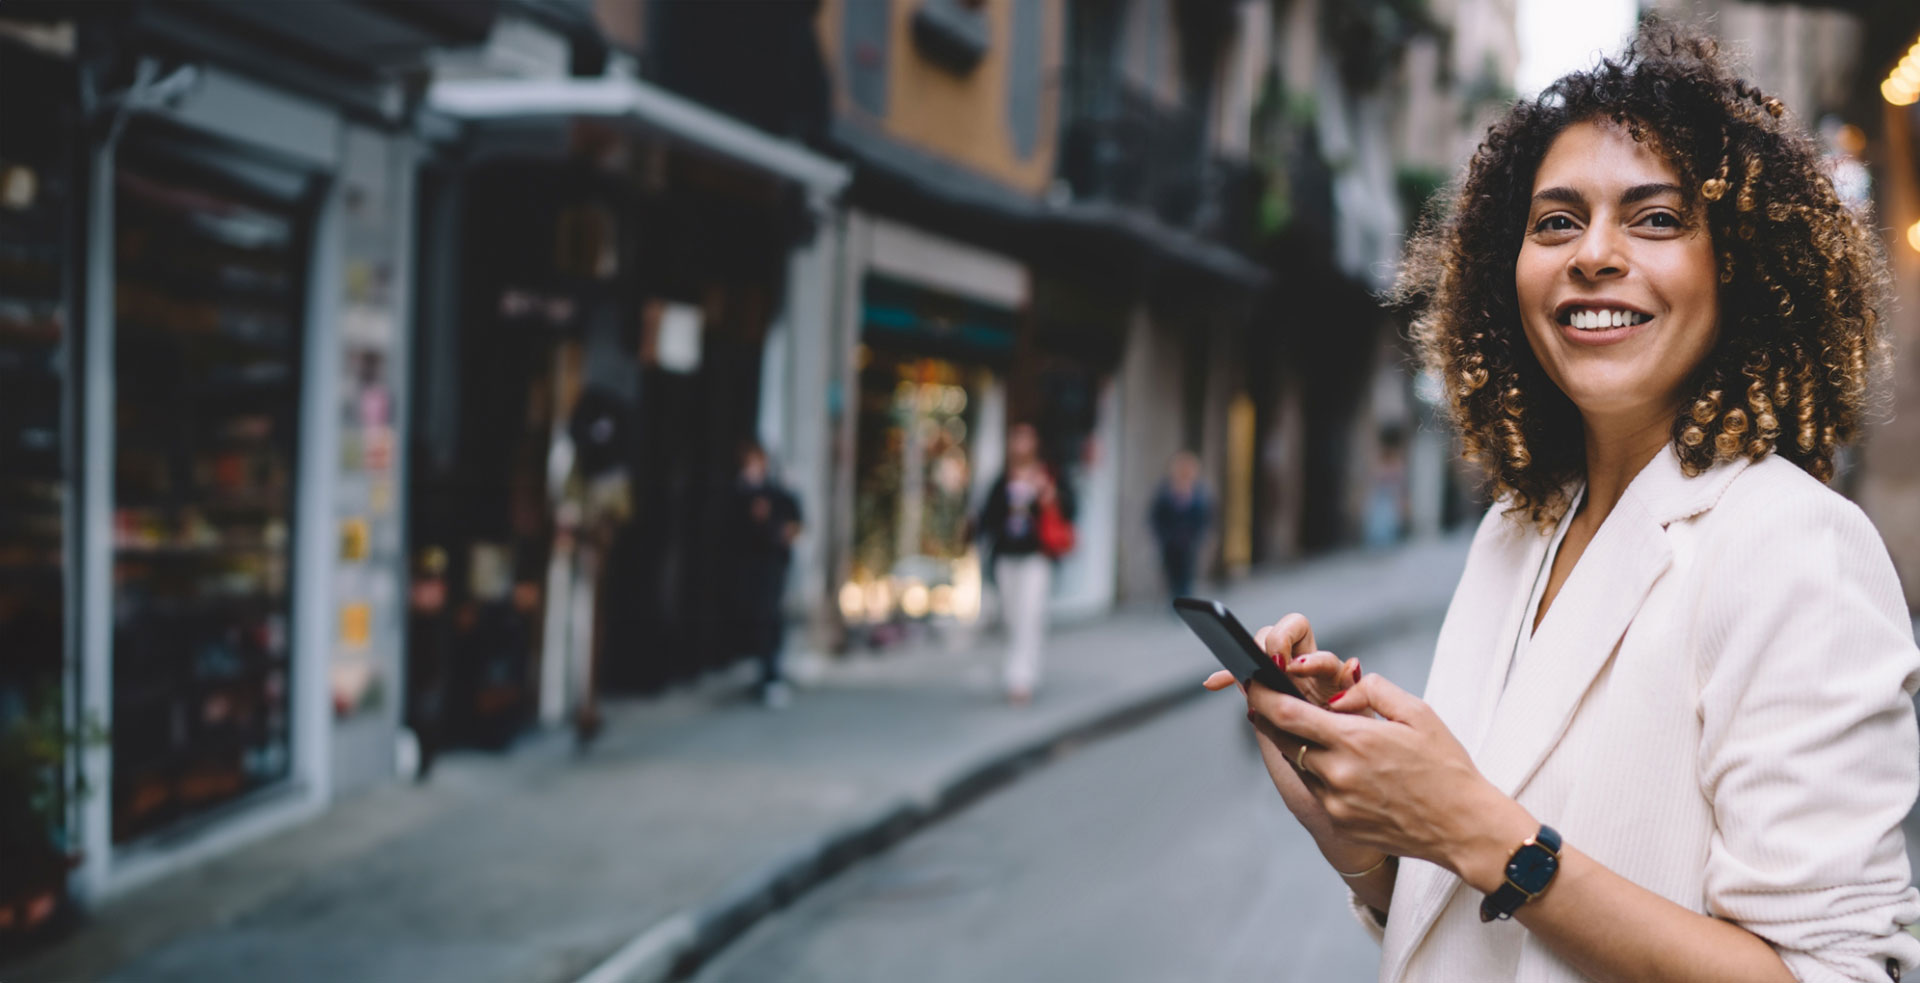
[
  {"xmin": 1381, "ymin": 446, "xmax": 1750, "ymax": 981},
  {"xmin": 1623, "ymin": 443, "xmax": 1752, "ymax": 528}
]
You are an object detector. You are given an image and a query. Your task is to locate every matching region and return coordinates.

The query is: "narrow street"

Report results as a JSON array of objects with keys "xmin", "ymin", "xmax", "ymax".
[{"xmin": 692, "ymin": 619, "xmax": 1444, "ymax": 983}]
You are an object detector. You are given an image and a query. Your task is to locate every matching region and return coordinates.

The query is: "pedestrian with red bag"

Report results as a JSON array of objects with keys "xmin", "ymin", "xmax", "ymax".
[{"xmin": 975, "ymin": 423, "xmax": 1076, "ymax": 705}]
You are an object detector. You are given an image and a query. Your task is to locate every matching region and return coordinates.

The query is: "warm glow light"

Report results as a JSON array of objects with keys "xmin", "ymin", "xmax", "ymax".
[
  {"xmin": 951, "ymin": 552, "xmax": 983, "ymax": 623},
  {"xmin": 1888, "ymin": 36, "xmax": 1920, "ymax": 106},
  {"xmin": 1907, "ymin": 220, "xmax": 1920, "ymax": 255},
  {"xmin": 839, "ymin": 581, "xmax": 867, "ymax": 623},
  {"xmin": 930, "ymin": 584, "xmax": 955, "ymax": 617},
  {"xmin": 864, "ymin": 579, "xmax": 894, "ymax": 622},
  {"xmin": 900, "ymin": 581, "xmax": 930, "ymax": 619}
]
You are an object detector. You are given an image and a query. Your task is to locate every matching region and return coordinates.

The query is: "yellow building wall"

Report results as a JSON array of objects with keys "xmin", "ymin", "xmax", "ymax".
[{"xmin": 818, "ymin": 0, "xmax": 1063, "ymax": 196}]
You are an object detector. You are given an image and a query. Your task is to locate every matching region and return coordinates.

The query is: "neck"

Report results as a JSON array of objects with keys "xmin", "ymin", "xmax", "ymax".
[{"xmin": 1578, "ymin": 407, "xmax": 1673, "ymax": 524}]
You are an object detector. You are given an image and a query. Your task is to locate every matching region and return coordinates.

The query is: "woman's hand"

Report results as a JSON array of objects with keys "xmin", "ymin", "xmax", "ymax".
[
  {"xmin": 1250, "ymin": 672, "xmax": 1528, "ymax": 887},
  {"xmin": 1202, "ymin": 614, "xmax": 1379, "ymax": 875}
]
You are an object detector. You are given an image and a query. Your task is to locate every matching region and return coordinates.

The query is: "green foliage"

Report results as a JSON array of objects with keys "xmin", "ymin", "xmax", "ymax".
[{"xmin": 0, "ymin": 686, "xmax": 105, "ymax": 869}]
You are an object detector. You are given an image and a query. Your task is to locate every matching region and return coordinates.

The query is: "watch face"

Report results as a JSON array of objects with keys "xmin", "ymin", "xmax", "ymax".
[{"xmin": 1506, "ymin": 847, "xmax": 1559, "ymax": 892}]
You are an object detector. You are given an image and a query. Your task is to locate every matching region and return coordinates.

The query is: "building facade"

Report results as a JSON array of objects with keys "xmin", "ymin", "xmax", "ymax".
[
  {"xmin": 0, "ymin": 0, "xmax": 492, "ymax": 906},
  {"xmin": 1241, "ymin": 0, "xmax": 1518, "ymax": 562}
]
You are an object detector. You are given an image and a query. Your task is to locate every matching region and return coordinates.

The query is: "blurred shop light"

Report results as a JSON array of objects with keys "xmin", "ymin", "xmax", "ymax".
[
  {"xmin": 0, "ymin": 165, "xmax": 36, "ymax": 210},
  {"xmin": 951, "ymin": 553, "xmax": 982, "ymax": 623},
  {"xmin": 1907, "ymin": 220, "xmax": 1920, "ymax": 255},
  {"xmin": 864, "ymin": 579, "xmax": 894, "ymax": 622},
  {"xmin": 930, "ymin": 584, "xmax": 956, "ymax": 617},
  {"xmin": 1887, "ymin": 41, "xmax": 1920, "ymax": 106},
  {"xmin": 900, "ymin": 581, "xmax": 930, "ymax": 619},
  {"xmin": 655, "ymin": 302, "xmax": 703, "ymax": 374},
  {"xmin": 839, "ymin": 580, "xmax": 867, "ymax": 623}
]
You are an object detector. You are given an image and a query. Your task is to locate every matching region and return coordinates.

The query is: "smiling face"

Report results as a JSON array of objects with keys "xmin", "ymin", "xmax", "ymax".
[{"xmin": 1515, "ymin": 120, "xmax": 1721, "ymax": 433}]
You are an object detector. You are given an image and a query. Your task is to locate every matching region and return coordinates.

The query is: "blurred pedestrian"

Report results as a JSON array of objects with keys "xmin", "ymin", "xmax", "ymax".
[
  {"xmin": 729, "ymin": 440, "xmax": 802, "ymax": 708},
  {"xmin": 976, "ymin": 423, "xmax": 1075, "ymax": 705},
  {"xmin": 1361, "ymin": 426, "xmax": 1409, "ymax": 548},
  {"xmin": 403, "ymin": 546, "xmax": 450, "ymax": 779},
  {"xmin": 1149, "ymin": 450, "xmax": 1212, "ymax": 600},
  {"xmin": 565, "ymin": 386, "xmax": 635, "ymax": 747},
  {"xmin": 1208, "ymin": 21, "xmax": 1920, "ymax": 981}
]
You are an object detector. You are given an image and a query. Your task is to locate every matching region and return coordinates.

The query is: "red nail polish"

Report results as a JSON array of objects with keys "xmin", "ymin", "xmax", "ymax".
[
  {"xmin": 1330, "ymin": 689, "xmax": 1348, "ymax": 703},
  {"xmin": 1247, "ymin": 709, "xmax": 1259, "ymax": 723},
  {"xmin": 1353, "ymin": 661, "xmax": 1362, "ymax": 682},
  {"xmin": 1271, "ymin": 652, "xmax": 1285, "ymax": 666},
  {"xmin": 1295, "ymin": 654, "xmax": 1310, "ymax": 664}
]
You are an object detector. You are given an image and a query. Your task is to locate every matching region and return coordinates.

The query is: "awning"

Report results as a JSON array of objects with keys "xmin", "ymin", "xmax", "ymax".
[{"xmin": 426, "ymin": 75, "xmax": 850, "ymax": 196}]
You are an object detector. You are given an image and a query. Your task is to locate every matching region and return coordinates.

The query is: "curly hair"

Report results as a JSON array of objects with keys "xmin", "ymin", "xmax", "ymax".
[{"xmin": 1396, "ymin": 17, "xmax": 1890, "ymax": 527}]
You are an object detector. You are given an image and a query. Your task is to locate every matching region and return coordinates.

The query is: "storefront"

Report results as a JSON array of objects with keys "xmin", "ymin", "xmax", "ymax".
[
  {"xmin": 1, "ymin": 0, "xmax": 490, "ymax": 900},
  {"xmin": 0, "ymin": 36, "xmax": 82, "ymax": 932},
  {"xmin": 841, "ymin": 275, "xmax": 1013, "ymax": 641},
  {"xmin": 81, "ymin": 90, "xmax": 421, "ymax": 896},
  {"xmin": 833, "ymin": 216, "xmax": 1044, "ymax": 646},
  {"xmin": 417, "ymin": 74, "xmax": 846, "ymax": 724}
]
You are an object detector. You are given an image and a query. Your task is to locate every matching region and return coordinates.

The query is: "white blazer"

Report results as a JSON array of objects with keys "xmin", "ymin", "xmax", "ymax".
[{"xmin": 1362, "ymin": 447, "xmax": 1920, "ymax": 983}]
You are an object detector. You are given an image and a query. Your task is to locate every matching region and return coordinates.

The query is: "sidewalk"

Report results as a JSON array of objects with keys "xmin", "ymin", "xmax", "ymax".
[{"xmin": 5, "ymin": 535, "xmax": 1471, "ymax": 983}]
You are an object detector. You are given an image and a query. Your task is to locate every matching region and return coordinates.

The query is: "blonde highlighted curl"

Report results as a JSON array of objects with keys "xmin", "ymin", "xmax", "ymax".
[{"xmin": 1394, "ymin": 18, "xmax": 1891, "ymax": 528}]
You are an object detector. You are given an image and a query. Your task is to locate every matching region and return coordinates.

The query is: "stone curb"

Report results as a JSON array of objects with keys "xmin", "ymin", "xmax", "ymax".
[{"xmin": 573, "ymin": 601, "xmax": 1453, "ymax": 983}]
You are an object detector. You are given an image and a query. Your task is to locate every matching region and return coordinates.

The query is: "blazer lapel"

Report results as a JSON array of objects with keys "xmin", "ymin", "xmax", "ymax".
[
  {"xmin": 1474, "ymin": 491, "xmax": 1671, "ymax": 797},
  {"xmin": 1380, "ymin": 460, "xmax": 1684, "ymax": 983}
]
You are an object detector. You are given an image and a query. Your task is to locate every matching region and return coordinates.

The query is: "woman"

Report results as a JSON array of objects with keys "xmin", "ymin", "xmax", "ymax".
[
  {"xmin": 1207, "ymin": 23, "xmax": 1920, "ymax": 982},
  {"xmin": 978, "ymin": 423, "xmax": 1075, "ymax": 705}
]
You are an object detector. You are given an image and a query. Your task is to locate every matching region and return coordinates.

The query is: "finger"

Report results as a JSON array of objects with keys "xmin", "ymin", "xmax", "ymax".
[
  {"xmin": 1259, "ymin": 613, "xmax": 1317, "ymax": 664},
  {"xmin": 1282, "ymin": 650, "xmax": 1344, "ymax": 678},
  {"xmin": 1342, "ymin": 673, "xmax": 1426, "ymax": 724},
  {"xmin": 1246, "ymin": 686, "xmax": 1352, "ymax": 747},
  {"xmin": 1202, "ymin": 670, "xmax": 1239, "ymax": 691}
]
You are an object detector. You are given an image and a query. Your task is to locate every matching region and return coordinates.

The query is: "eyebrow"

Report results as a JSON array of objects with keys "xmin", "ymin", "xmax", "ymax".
[{"xmin": 1531, "ymin": 182, "xmax": 1686, "ymax": 209}]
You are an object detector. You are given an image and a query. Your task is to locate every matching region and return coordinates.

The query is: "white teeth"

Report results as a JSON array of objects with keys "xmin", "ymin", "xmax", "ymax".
[{"xmin": 1565, "ymin": 308, "xmax": 1647, "ymax": 330}]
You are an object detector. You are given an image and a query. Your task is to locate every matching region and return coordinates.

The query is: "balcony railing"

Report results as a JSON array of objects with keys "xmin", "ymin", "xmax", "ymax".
[{"xmin": 1057, "ymin": 71, "xmax": 1259, "ymax": 248}]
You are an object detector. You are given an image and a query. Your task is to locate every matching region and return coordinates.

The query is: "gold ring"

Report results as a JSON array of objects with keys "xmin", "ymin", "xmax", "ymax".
[{"xmin": 1294, "ymin": 743, "xmax": 1312, "ymax": 775}]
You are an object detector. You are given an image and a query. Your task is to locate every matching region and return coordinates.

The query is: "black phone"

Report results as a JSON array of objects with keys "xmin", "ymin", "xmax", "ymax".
[{"xmin": 1173, "ymin": 597, "xmax": 1303, "ymax": 699}]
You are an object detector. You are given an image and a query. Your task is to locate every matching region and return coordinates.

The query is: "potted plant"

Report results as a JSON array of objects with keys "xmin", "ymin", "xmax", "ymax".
[{"xmin": 0, "ymin": 684, "xmax": 98, "ymax": 953}]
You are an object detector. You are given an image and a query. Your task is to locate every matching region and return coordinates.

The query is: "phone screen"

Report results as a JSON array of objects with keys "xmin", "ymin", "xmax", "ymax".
[{"xmin": 1173, "ymin": 598, "xmax": 1302, "ymax": 699}]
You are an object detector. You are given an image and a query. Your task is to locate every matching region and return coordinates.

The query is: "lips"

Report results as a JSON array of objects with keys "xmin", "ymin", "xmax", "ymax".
[{"xmin": 1553, "ymin": 301, "xmax": 1654, "ymax": 331}]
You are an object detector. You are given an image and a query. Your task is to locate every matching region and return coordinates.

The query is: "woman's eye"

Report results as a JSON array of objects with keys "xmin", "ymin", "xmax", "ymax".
[
  {"xmin": 1643, "ymin": 212, "xmax": 1681, "ymax": 228},
  {"xmin": 1533, "ymin": 215, "xmax": 1576, "ymax": 233}
]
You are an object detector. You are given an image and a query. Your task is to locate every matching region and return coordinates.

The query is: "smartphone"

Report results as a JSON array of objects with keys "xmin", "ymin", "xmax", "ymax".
[{"xmin": 1173, "ymin": 597, "xmax": 1303, "ymax": 699}]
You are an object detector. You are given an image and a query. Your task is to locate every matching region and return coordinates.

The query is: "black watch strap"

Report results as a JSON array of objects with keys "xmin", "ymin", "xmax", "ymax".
[{"xmin": 1479, "ymin": 824, "xmax": 1562, "ymax": 923}]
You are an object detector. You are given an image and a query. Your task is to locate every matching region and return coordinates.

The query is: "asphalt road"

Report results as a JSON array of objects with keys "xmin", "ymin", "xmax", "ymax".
[{"xmin": 692, "ymin": 616, "xmax": 1446, "ymax": 983}]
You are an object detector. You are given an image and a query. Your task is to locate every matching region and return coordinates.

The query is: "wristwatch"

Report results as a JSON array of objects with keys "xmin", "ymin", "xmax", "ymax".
[{"xmin": 1479, "ymin": 824, "xmax": 1562, "ymax": 922}]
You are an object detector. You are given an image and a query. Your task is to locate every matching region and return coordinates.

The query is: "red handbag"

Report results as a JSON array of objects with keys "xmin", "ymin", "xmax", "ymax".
[{"xmin": 1037, "ymin": 499, "xmax": 1075, "ymax": 558}]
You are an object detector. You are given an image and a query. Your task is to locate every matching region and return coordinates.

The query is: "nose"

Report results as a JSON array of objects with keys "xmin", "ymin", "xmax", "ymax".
[{"xmin": 1568, "ymin": 220, "xmax": 1628, "ymax": 282}]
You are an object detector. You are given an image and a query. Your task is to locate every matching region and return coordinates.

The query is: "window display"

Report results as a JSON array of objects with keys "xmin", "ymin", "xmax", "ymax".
[
  {"xmin": 0, "ymin": 53, "xmax": 75, "ymax": 870},
  {"xmin": 844, "ymin": 352, "xmax": 988, "ymax": 635},
  {"xmin": 109, "ymin": 156, "xmax": 305, "ymax": 842}
]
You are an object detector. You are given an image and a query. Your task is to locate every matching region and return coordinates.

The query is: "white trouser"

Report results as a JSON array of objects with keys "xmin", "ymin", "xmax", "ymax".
[{"xmin": 994, "ymin": 553, "xmax": 1053, "ymax": 695}]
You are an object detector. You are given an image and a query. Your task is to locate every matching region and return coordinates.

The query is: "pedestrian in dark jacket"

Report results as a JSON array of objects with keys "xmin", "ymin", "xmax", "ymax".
[
  {"xmin": 728, "ymin": 441, "xmax": 802, "ymax": 707},
  {"xmin": 1149, "ymin": 451, "xmax": 1211, "ymax": 599}
]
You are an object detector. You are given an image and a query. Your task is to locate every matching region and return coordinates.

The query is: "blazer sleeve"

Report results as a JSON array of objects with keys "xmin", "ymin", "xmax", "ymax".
[{"xmin": 1694, "ymin": 495, "xmax": 1920, "ymax": 982}]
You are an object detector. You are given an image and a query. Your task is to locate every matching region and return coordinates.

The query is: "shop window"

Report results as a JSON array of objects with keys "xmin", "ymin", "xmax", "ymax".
[
  {"xmin": 109, "ymin": 151, "xmax": 307, "ymax": 843},
  {"xmin": 0, "ymin": 49, "xmax": 75, "ymax": 867},
  {"xmin": 846, "ymin": 353, "xmax": 990, "ymax": 639}
]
